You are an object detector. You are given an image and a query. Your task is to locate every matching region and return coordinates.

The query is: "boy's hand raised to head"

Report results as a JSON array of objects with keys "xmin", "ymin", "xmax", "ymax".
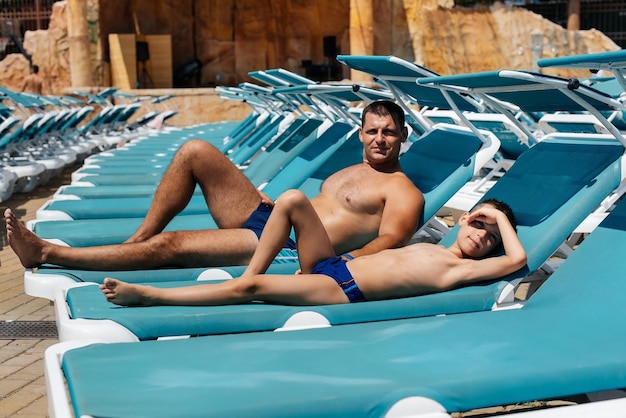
[{"xmin": 466, "ymin": 206, "xmax": 504, "ymax": 225}]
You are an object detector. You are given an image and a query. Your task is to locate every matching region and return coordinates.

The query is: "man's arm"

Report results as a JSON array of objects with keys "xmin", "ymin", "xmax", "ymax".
[{"xmin": 344, "ymin": 178, "xmax": 424, "ymax": 259}]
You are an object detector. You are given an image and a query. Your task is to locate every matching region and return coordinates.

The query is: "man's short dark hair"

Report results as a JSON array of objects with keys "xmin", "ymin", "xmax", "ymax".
[
  {"xmin": 361, "ymin": 100, "xmax": 405, "ymax": 132},
  {"xmin": 32, "ymin": 65, "xmax": 39, "ymax": 73},
  {"xmin": 474, "ymin": 198, "xmax": 518, "ymax": 232}
]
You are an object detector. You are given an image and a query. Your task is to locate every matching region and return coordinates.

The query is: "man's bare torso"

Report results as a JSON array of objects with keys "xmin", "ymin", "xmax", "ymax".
[{"xmin": 311, "ymin": 163, "xmax": 406, "ymax": 254}]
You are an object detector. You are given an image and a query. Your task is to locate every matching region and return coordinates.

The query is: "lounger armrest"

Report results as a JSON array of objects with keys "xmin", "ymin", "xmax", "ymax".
[
  {"xmin": 54, "ymin": 285, "xmax": 140, "ymax": 343},
  {"xmin": 24, "ymin": 269, "xmax": 77, "ymax": 300}
]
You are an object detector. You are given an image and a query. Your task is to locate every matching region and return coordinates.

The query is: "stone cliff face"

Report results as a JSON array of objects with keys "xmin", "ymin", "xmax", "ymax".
[
  {"xmin": 0, "ymin": 0, "xmax": 619, "ymax": 112},
  {"xmin": 407, "ymin": 1, "xmax": 618, "ymax": 78}
]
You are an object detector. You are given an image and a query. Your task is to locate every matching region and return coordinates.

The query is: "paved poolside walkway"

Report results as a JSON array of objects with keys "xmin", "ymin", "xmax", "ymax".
[{"xmin": 0, "ymin": 167, "xmax": 75, "ymax": 417}]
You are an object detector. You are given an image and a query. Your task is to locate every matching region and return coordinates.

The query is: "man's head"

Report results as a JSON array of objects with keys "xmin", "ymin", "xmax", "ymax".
[
  {"xmin": 32, "ymin": 65, "xmax": 39, "ymax": 74},
  {"xmin": 361, "ymin": 100, "xmax": 405, "ymax": 131},
  {"xmin": 456, "ymin": 198, "xmax": 517, "ymax": 259},
  {"xmin": 359, "ymin": 100, "xmax": 408, "ymax": 166}
]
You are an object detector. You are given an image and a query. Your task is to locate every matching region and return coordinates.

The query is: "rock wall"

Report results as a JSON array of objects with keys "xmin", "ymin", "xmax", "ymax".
[
  {"xmin": 0, "ymin": 2, "xmax": 70, "ymax": 94},
  {"xmin": 405, "ymin": 0, "xmax": 619, "ymax": 79},
  {"xmin": 0, "ymin": 0, "xmax": 620, "ymax": 126}
]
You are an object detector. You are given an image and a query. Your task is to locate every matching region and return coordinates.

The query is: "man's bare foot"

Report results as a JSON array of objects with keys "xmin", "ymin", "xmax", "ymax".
[
  {"xmin": 99, "ymin": 278, "xmax": 155, "ymax": 307},
  {"xmin": 4, "ymin": 208, "xmax": 47, "ymax": 268}
]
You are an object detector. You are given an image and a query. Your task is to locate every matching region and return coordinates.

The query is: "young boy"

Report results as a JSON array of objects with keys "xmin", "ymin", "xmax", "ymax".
[{"xmin": 100, "ymin": 190, "xmax": 526, "ymax": 307}]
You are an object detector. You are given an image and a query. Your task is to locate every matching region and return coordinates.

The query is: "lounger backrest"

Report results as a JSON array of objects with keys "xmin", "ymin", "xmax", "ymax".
[
  {"xmin": 400, "ymin": 124, "xmax": 483, "ymax": 226},
  {"xmin": 243, "ymin": 118, "xmax": 325, "ymax": 185},
  {"xmin": 261, "ymin": 122, "xmax": 357, "ymax": 199},
  {"xmin": 439, "ymin": 136, "xmax": 624, "ymax": 276},
  {"xmin": 337, "ymin": 55, "xmax": 481, "ymax": 112}
]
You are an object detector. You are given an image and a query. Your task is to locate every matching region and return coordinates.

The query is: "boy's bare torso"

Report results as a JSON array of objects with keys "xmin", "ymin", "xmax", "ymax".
[
  {"xmin": 310, "ymin": 163, "xmax": 408, "ymax": 254},
  {"xmin": 346, "ymin": 243, "xmax": 464, "ymax": 300}
]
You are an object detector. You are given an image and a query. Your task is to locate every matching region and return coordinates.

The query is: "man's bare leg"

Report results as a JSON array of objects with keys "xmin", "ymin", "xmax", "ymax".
[
  {"xmin": 6, "ymin": 208, "xmax": 260, "ymax": 270},
  {"xmin": 126, "ymin": 140, "xmax": 263, "ymax": 242}
]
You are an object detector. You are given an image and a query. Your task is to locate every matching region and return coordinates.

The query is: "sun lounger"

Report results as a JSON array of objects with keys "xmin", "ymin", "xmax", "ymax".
[
  {"xmin": 0, "ymin": 166, "xmax": 18, "ymax": 201},
  {"xmin": 49, "ymin": 121, "xmax": 625, "ymax": 342},
  {"xmin": 538, "ymin": 49, "xmax": 626, "ymax": 91},
  {"xmin": 26, "ymin": 62, "xmax": 504, "ymax": 302},
  {"xmin": 45, "ymin": 146, "xmax": 626, "ymax": 417},
  {"xmin": 0, "ymin": 93, "xmax": 63, "ymax": 192},
  {"xmin": 250, "ymin": 68, "xmax": 318, "ymax": 88}
]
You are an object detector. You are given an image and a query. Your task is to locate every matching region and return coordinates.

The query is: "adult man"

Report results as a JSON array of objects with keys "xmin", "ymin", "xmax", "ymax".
[
  {"xmin": 6, "ymin": 100, "xmax": 424, "ymax": 270},
  {"xmin": 20, "ymin": 65, "xmax": 46, "ymax": 95}
]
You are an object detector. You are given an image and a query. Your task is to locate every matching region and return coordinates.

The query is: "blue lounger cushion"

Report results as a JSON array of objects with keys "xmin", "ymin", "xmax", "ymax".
[{"xmin": 65, "ymin": 279, "xmax": 509, "ymax": 340}]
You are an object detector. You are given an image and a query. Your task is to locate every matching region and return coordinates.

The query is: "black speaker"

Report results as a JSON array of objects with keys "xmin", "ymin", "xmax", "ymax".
[
  {"xmin": 136, "ymin": 41, "xmax": 150, "ymax": 62},
  {"xmin": 323, "ymin": 36, "xmax": 336, "ymax": 58}
]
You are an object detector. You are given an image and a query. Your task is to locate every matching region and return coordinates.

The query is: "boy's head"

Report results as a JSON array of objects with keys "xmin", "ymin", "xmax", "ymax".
[
  {"xmin": 473, "ymin": 198, "xmax": 517, "ymax": 232},
  {"xmin": 456, "ymin": 198, "xmax": 517, "ymax": 259},
  {"xmin": 32, "ymin": 65, "xmax": 39, "ymax": 74}
]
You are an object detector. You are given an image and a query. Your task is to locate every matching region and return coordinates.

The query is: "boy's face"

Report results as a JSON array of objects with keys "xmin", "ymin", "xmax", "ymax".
[
  {"xmin": 457, "ymin": 207, "xmax": 502, "ymax": 259},
  {"xmin": 359, "ymin": 112, "xmax": 406, "ymax": 165}
]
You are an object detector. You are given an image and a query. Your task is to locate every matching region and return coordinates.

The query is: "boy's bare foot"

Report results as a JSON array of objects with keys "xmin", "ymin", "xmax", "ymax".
[
  {"xmin": 99, "ymin": 278, "xmax": 154, "ymax": 307},
  {"xmin": 4, "ymin": 208, "xmax": 46, "ymax": 268}
]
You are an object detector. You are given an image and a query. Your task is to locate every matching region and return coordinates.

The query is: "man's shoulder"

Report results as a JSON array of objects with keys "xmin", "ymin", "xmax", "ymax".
[{"xmin": 383, "ymin": 172, "xmax": 424, "ymax": 201}]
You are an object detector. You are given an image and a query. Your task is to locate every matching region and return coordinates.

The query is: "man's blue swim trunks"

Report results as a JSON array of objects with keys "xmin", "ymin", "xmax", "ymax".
[
  {"xmin": 312, "ymin": 257, "xmax": 367, "ymax": 303},
  {"xmin": 242, "ymin": 203, "xmax": 296, "ymax": 250}
]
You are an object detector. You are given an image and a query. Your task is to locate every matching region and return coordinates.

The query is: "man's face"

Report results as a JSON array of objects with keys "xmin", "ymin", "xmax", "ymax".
[{"xmin": 359, "ymin": 112, "xmax": 406, "ymax": 165}]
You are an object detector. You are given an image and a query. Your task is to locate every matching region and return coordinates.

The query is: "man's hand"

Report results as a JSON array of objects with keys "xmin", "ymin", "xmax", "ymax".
[{"xmin": 257, "ymin": 189, "xmax": 274, "ymax": 207}]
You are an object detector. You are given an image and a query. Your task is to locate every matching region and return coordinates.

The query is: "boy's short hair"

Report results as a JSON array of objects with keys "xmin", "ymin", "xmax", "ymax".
[
  {"xmin": 361, "ymin": 100, "xmax": 405, "ymax": 131},
  {"xmin": 473, "ymin": 198, "xmax": 518, "ymax": 232}
]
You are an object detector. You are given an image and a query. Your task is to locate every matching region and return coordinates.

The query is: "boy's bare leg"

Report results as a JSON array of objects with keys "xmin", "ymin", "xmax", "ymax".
[
  {"xmin": 6, "ymin": 208, "xmax": 260, "ymax": 270},
  {"xmin": 126, "ymin": 140, "xmax": 263, "ymax": 242},
  {"xmin": 101, "ymin": 271, "xmax": 349, "ymax": 307},
  {"xmin": 243, "ymin": 190, "xmax": 335, "ymax": 276}
]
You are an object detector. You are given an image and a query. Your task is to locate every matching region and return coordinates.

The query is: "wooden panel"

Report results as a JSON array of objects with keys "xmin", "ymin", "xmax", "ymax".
[
  {"xmin": 109, "ymin": 33, "xmax": 136, "ymax": 89},
  {"xmin": 142, "ymin": 35, "xmax": 173, "ymax": 88}
]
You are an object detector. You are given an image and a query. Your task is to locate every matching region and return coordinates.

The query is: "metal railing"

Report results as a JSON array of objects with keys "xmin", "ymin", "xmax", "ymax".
[
  {"xmin": 0, "ymin": 0, "xmax": 57, "ymax": 59},
  {"xmin": 522, "ymin": 0, "xmax": 626, "ymax": 48}
]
